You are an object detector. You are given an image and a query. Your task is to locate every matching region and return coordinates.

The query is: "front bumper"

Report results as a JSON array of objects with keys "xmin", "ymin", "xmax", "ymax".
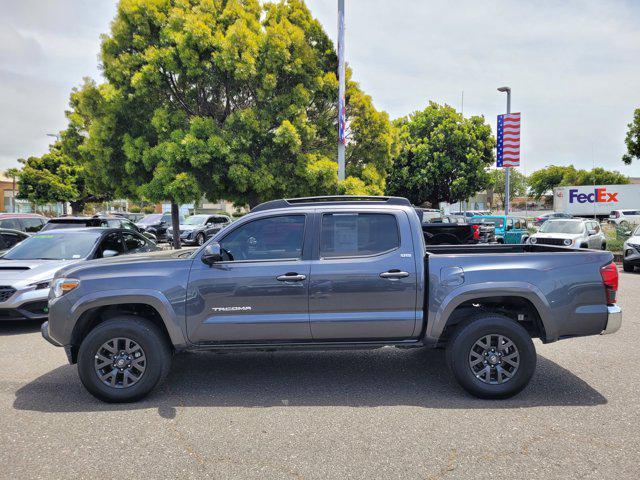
[
  {"xmin": 601, "ymin": 305, "xmax": 622, "ymax": 335},
  {"xmin": 41, "ymin": 320, "xmax": 62, "ymax": 346},
  {"xmin": 0, "ymin": 286, "xmax": 50, "ymax": 321}
]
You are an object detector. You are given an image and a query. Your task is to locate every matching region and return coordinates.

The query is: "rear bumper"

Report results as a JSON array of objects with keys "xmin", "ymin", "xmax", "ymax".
[{"xmin": 601, "ymin": 305, "xmax": 622, "ymax": 335}]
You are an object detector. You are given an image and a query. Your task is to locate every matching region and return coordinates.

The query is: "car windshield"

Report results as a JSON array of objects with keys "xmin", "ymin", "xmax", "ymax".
[
  {"xmin": 184, "ymin": 215, "xmax": 208, "ymax": 226},
  {"xmin": 3, "ymin": 232, "xmax": 99, "ymax": 260},
  {"xmin": 137, "ymin": 214, "xmax": 162, "ymax": 225},
  {"xmin": 473, "ymin": 216, "xmax": 505, "ymax": 228},
  {"xmin": 539, "ymin": 220, "xmax": 584, "ymax": 234}
]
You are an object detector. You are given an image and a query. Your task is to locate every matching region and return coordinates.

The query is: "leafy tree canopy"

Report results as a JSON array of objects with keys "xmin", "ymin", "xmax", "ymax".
[
  {"xmin": 487, "ymin": 168, "xmax": 528, "ymax": 207},
  {"xmin": 385, "ymin": 102, "xmax": 494, "ymax": 207},
  {"xmin": 65, "ymin": 0, "xmax": 396, "ymax": 210},
  {"xmin": 528, "ymin": 165, "xmax": 629, "ymax": 199},
  {"xmin": 623, "ymin": 108, "xmax": 640, "ymax": 165}
]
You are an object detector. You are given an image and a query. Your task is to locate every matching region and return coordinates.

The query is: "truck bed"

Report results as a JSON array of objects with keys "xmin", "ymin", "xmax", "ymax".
[{"xmin": 425, "ymin": 244, "xmax": 580, "ymax": 255}]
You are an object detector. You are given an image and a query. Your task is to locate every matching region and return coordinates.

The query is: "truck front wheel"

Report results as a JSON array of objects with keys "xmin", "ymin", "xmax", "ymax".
[
  {"xmin": 77, "ymin": 316, "xmax": 172, "ymax": 403},
  {"xmin": 446, "ymin": 314, "xmax": 536, "ymax": 399}
]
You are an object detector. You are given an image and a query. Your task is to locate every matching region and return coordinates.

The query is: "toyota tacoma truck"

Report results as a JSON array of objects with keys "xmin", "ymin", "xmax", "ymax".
[{"xmin": 41, "ymin": 196, "xmax": 622, "ymax": 402}]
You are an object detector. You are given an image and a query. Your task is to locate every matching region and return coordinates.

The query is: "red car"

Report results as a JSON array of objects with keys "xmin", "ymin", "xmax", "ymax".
[{"xmin": 0, "ymin": 213, "xmax": 48, "ymax": 233}]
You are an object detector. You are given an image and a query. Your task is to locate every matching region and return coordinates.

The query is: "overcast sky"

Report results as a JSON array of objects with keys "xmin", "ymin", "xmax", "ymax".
[{"xmin": 1, "ymin": 0, "xmax": 639, "ymax": 177}]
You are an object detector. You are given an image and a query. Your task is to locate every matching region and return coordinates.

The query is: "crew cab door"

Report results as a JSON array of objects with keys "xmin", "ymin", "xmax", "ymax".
[
  {"xmin": 186, "ymin": 214, "xmax": 312, "ymax": 343},
  {"xmin": 309, "ymin": 210, "xmax": 418, "ymax": 340}
]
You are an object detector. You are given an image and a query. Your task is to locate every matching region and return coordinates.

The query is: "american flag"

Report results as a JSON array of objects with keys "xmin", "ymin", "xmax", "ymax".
[{"xmin": 497, "ymin": 112, "xmax": 521, "ymax": 167}]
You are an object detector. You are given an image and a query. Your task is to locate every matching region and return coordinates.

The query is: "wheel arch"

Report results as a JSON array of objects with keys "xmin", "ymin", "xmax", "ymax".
[
  {"xmin": 426, "ymin": 283, "xmax": 554, "ymax": 346},
  {"xmin": 68, "ymin": 290, "xmax": 188, "ymax": 363}
]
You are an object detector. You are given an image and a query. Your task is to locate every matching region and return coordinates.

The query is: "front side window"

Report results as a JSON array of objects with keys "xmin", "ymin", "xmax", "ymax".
[
  {"xmin": 123, "ymin": 233, "xmax": 146, "ymax": 253},
  {"xmin": 21, "ymin": 218, "xmax": 45, "ymax": 232},
  {"xmin": 320, "ymin": 213, "xmax": 399, "ymax": 258},
  {"xmin": 98, "ymin": 233, "xmax": 125, "ymax": 258},
  {"xmin": 0, "ymin": 218, "xmax": 21, "ymax": 230},
  {"xmin": 219, "ymin": 215, "xmax": 305, "ymax": 262}
]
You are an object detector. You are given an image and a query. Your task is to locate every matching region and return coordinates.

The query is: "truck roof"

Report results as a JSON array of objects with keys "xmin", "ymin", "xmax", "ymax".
[{"xmin": 251, "ymin": 196, "xmax": 412, "ymax": 213}]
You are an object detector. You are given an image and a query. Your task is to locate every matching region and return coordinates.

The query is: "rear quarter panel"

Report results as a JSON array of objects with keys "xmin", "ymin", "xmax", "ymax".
[{"xmin": 426, "ymin": 250, "xmax": 613, "ymax": 343}]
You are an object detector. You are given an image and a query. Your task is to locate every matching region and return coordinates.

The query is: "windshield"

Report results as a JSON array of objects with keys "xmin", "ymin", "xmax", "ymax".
[
  {"xmin": 184, "ymin": 215, "xmax": 208, "ymax": 226},
  {"xmin": 539, "ymin": 220, "xmax": 584, "ymax": 234},
  {"xmin": 3, "ymin": 232, "xmax": 99, "ymax": 260},
  {"xmin": 473, "ymin": 216, "xmax": 505, "ymax": 228},
  {"xmin": 137, "ymin": 214, "xmax": 162, "ymax": 225}
]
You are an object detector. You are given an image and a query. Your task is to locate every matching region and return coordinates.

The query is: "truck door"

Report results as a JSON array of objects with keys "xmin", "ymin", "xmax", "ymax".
[
  {"xmin": 309, "ymin": 210, "xmax": 418, "ymax": 340},
  {"xmin": 186, "ymin": 214, "xmax": 312, "ymax": 343}
]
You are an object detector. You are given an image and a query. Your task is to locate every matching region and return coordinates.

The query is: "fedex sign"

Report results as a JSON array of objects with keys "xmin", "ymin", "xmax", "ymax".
[{"xmin": 569, "ymin": 188, "xmax": 619, "ymax": 204}]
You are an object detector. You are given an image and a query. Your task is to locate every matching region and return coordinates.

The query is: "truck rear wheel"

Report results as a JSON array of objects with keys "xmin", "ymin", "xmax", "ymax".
[
  {"xmin": 77, "ymin": 316, "xmax": 172, "ymax": 403},
  {"xmin": 446, "ymin": 314, "xmax": 536, "ymax": 399}
]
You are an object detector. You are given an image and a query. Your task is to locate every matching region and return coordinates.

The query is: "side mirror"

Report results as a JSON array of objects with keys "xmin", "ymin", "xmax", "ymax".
[
  {"xmin": 506, "ymin": 225, "xmax": 513, "ymax": 231},
  {"xmin": 103, "ymin": 249, "xmax": 119, "ymax": 258},
  {"xmin": 202, "ymin": 242, "xmax": 223, "ymax": 265},
  {"xmin": 625, "ymin": 231, "xmax": 632, "ymax": 236},
  {"xmin": 588, "ymin": 229, "xmax": 597, "ymax": 236}
]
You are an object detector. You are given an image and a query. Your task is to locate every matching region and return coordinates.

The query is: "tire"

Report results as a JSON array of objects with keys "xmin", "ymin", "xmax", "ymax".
[
  {"xmin": 446, "ymin": 314, "xmax": 536, "ymax": 399},
  {"xmin": 77, "ymin": 316, "xmax": 172, "ymax": 403},
  {"xmin": 601, "ymin": 242, "xmax": 607, "ymax": 251},
  {"xmin": 196, "ymin": 233, "xmax": 205, "ymax": 246},
  {"xmin": 623, "ymin": 262, "xmax": 634, "ymax": 272},
  {"xmin": 580, "ymin": 243, "xmax": 588, "ymax": 249}
]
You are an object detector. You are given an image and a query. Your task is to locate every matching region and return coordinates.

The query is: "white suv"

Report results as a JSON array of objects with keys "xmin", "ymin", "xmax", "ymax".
[{"xmin": 609, "ymin": 210, "xmax": 640, "ymax": 226}]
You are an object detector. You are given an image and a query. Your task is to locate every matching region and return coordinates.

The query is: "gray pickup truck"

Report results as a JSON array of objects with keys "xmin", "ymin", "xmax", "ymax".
[{"xmin": 42, "ymin": 196, "xmax": 622, "ymax": 402}]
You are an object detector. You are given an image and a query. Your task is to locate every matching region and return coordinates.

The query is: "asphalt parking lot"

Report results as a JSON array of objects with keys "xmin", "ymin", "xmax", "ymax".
[{"xmin": 1, "ymin": 270, "xmax": 639, "ymax": 479}]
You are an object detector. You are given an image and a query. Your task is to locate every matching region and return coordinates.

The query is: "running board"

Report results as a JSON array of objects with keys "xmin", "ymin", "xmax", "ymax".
[{"xmin": 189, "ymin": 339, "xmax": 424, "ymax": 352}]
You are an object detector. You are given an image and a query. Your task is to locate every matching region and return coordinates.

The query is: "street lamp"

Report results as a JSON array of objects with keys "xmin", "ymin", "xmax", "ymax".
[{"xmin": 497, "ymin": 86, "xmax": 511, "ymax": 215}]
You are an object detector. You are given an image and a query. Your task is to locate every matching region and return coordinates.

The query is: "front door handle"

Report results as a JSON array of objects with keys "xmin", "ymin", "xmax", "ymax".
[
  {"xmin": 379, "ymin": 270, "xmax": 410, "ymax": 279},
  {"xmin": 276, "ymin": 273, "xmax": 307, "ymax": 282}
]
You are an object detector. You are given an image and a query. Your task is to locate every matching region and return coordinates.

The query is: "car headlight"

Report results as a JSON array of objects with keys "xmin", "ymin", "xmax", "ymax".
[
  {"xmin": 29, "ymin": 280, "xmax": 52, "ymax": 290},
  {"xmin": 51, "ymin": 278, "xmax": 80, "ymax": 298},
  {"xmin": 563, "ymin": 238, "xmax": 572, "ymax": 246},
  {"xmin": 529, "ymin": 237, "xmax": 537, "ymax": 244}
]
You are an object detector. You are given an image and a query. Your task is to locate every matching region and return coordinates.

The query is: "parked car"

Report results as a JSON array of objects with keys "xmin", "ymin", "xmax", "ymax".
[
  {"xmin": 42, "ymin": 195, "xmax": 621, "ymax": 403},
  {"xmin": 621, "ymin": 225, "xmax": 640, "ymax": 272},
  {"xmin": 43, "ymin": 215, "xmax": 157, "ymax": 242},
  {"xmin": 0, "ymin": 228, "xmax": 158, "ymax": 322},
  {"xmin": 527, "ymin": 219, "xmax": 605, "ymax": 249},
  {"xmin": 609, "ymin": 209, "xmax": 640, "ymax": 226},
  {"xmin": 0, "ymin": 213, "xmax": 47, "ymax": 233},
  {"xmin": 416, "ymin": 208, "xmax": 480, "ymax": 245},
  {"xmin": 136, "ymin": 213, "xmax": 184, "ymax": 242},
  {"xmin": 470, "ymin": 215, "xmax": 530, "ymax": 243},
  {"xmin": 0, "ymin": 228, "xmax": 29, "ymax": 254},
  {"xmin": 166, "ymin": 214, "xmax": 232, "ymax": 246},
  {"xmin": 533, "ymin": 212, "xmax": 573, "ymax": 227}
]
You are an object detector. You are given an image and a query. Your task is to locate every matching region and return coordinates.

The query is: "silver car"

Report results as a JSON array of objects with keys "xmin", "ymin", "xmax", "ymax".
[
  {"xmin": 622, "ymin": 225, "xmax": 640, "ymax": 272},
  {"xmin": 0, "ymin": 228, "xmax": 157, "ymax": 321},
  {"xmin": 528, "ymin": 218, "xmax": 606, "ymax": 249}
]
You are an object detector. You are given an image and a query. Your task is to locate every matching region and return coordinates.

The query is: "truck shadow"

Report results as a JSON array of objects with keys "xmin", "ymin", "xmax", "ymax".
[
  {"xmin": 12, "ymin": 348, "xmax": 606, "ymax": 415},
  {"xmin": 0, "ymin": 320, "xmax": 43, "ymax": 336}
]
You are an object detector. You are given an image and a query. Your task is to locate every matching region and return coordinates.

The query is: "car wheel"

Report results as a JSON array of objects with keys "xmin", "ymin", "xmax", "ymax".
[
  {"xmin": 446, "ymin": 314, "xmax": 536, "ymax": 399},
  {"xmin": 77, "ymin": 316, "xmax": 172, "ymax": 403},
  {"xmin": 196, "ymin": 233, "xmax": 205, "ymax": 246},
  {"xmin": 623, "ymin": 262, "xmax": 634, "ymax": 273},
  {"xmin": 601, "ymin": 242, "xmax": 607, "ymax": 250},
  {"xmin": 580, "ymin": 243, "xmax": 588, "ymax": 249}
]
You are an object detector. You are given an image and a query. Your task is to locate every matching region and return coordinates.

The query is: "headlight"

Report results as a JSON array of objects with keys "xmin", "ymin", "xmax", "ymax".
[
  {"xmin": 29, "ymin": 280, "xmax": 52, "ymax": 290},
  {"xmin": 563, "ymin": 238, "xmax": 572, "ymax": 246},
  {"xmin": 529, "ymin": 237, "xmax": 537, "ymax": 244},
  {"xmin": 51, "ymin": 278, "xmax": 80, "ymax": 298}
]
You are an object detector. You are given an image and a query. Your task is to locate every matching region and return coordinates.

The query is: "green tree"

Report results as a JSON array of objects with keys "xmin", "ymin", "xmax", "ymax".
[
  {"xmin": 528, "ymin": 164, "xmax": 629, "ymax": 199},
  {"xmin": 64, "ymin": 0, "xmax": 396, "ymax": 247},
  {"xmin": 386, "ymin": 102, "xmax": 495, "ymax": 207},
  {"xmin": 623, "ymin": 108, "xmax": 640, "ymax": 165},
  {"xmin": 487, "ymin": 168, "xmax": 528, "ymax": 208}
]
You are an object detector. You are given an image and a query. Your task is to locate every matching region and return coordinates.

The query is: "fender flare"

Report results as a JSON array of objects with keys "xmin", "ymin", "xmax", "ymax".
[
  {"xmin": 69, "ymin": 289, "xmax": 188, "ymax": 348},
  {"xmin": 426, "ymin": 281, "xmax": 556, "ymax": 343}
]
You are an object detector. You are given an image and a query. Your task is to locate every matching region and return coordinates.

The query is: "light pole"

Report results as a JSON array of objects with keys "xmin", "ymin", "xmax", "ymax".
[
  {"xmin": 337, "ymin": 0, "xmax": 346, "ymax": 181},
  {"xmin": 497, "ymin": 86, "xmax": 511, "ymax": 215}
]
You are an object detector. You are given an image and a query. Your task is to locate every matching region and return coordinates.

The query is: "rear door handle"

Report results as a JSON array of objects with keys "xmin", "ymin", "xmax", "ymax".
[
  {"xmin": 379, "ymin": 270, "xmax": 410, "ymax": 279},
  {"xmin": 276, "ymin": 273, "xmax": 307, "ymax": 282}
]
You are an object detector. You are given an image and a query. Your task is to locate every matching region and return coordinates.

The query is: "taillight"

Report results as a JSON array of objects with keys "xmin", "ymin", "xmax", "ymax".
[
  {"xmin": 472, "ymin": 224, "xmax": 480, "ymax": 240},
  {"xmin": 600, "ymin": 262, "xmax": 618, "ymax": 305}
]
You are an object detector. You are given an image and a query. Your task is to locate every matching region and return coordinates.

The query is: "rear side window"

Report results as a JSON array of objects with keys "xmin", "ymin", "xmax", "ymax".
[
  {"xmin": 0, "ymin": 218, "xmax": 21, "ymax": 230},
  {"xmin": 320, "ymin": 213, "xmax": 399, "ymax": 258}
]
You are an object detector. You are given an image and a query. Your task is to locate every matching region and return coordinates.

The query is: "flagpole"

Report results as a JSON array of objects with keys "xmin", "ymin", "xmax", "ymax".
[
  {"xmin": 337, "ymin": 0, "xmax": 346, "ymax": 181},
  {"xmin": 498, "ymin": 87, "xmax": 512, "ymax": 215}
]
